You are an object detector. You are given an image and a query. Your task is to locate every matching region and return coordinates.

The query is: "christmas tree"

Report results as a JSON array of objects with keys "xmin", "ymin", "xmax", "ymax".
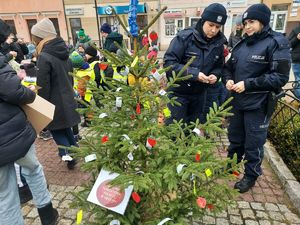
[{"xmin": 71, "ymin": 1, "xmax": 240, "ymax": 224}]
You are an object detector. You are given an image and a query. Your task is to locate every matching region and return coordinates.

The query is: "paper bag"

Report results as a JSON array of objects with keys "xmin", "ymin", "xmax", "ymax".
[{"xmin": 22, "ymin": 95, "xmax": 55, "ymax": 133}]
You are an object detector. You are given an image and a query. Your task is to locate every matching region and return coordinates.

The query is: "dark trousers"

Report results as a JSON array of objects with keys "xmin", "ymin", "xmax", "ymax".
[
  {"xmin": 227, "ymin": 107, "xmax": 270, "ymax": 178},
  {"xmin": 202, "ymin": 82, "xmax": 228, "ymax": 122},
  {"xmin": 50, "ymin": 128, "xmax": 77, "ymax": 157},
  {"xmin": 165, "ymin": 92, "xmax": 206, "ymax": 125}
]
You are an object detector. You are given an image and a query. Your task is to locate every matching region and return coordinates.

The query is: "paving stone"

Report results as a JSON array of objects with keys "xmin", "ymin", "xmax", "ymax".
[
  {"xmin": 259, "ymin": 220, "xmax": 271, "ymax": 225},
  {"xmin": 250, "ymin": 202, "xmax": 265, "ymax": 211},
  {"xmin": 202, "ymin": 215, "xmax": 216, "ymax": 224},
  {"xmin": 272, "ymin": 222, "xmax": 287, "ymax": 225},
  {"xmin": 31, "ymin": 217, "xmax": 41, "ymax": 225},
  {"xmin": 269, "ymin": 211, "xmax": 285, "ymax": 222},
  {"xmin": 228, "ymin": 207, "xmax": 240, "ymax": 215},
  {"xmin": 277, "ymin": 204, "xmax": 291, "ymax": 213},
  {"xmin": 58, "ymin": 219, "xmax": 74, "ymax": 225},
  {"xmin": 242, "ymin": 209, "xmax": 256, "ymax": 219},
  {"xmin": 54, "ymin": 191, "xmax": 68, "ymax": 201},
  {"xmin": 22, "ymin": 205, "xmax": 33, "ymax": 216},
  {"xmin": 216, "ymin": 210, "xmax": 227, "ymax": 218},
  {"xmin": 265, "ymin": 203, "xmax": 279, "ymax": 211},
  {"xmin": 284, "ymin": 212, "xmax": 300, "ymax": 223},
  {"xmin": 216, "ymin": 218, "xmax": 229, "ymax": 225},
  {"xmin": 229, "ymin": 215, "xmax": 243, "ymax": 224},
  {"xmin": 27, "ymin": 208, "xmax": 38, "ymax": 218},
  {"xmin": 64, "ymin": 208, "xmax": 78, "ymax": 220},
  {"xmin": 24, "ymin": 218, "xmax": 34, "ymax": 225},
  {"xmin": 65, "ymin": 193, "xmax": 75, "ymax": 200},
  {"xmin": 59, "ymin": 199, "xmax": 72, "ymax": 209},
  {"xmin": 52, "ymin": 199, "xmax": 60, "ymax": 208},
  {"xmin": 238, "ymin": 201, "xmax": 251, "ymax": 209},
  {"xmin": 256, "ymin": 211, "xmax": 269, "ymax": 220},
  {"xmin": 245, "ymin": 220, "xmax": 259, "ymax": 225}
]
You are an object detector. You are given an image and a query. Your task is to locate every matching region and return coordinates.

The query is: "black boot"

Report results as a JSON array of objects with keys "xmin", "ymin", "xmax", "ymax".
[
  {"xmin": 37, "ymin": 202, "xmax": 59, "ymax": 225},
  {"xmin": 234, "ymin": 176, "xmax": 256, "ymax": 193},
  {"xmin": 67, "ymin": 159, "xmax": 77, "ymax": 170},
  {"xmin": 19, "ymin": 184, "xmax": 33, "ymax": 204}
]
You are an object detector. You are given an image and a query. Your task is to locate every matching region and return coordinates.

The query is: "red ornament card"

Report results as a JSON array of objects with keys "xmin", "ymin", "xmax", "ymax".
[{"xmin": 87, "ymin": 169, "xmax": 133, "ymax": 215}]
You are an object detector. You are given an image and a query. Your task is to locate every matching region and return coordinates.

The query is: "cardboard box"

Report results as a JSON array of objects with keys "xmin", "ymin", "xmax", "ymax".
[{"xmin": 22, "ymin": 95, "xmax": 55, "ymax": 133}]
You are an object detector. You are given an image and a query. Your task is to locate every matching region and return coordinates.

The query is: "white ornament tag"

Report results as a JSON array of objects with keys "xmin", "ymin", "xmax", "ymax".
[
  {"xmin": 159, "ymin": 89, "xmax": 167, "ymax": 96},
  {"xmin": 176, "ymin": 164, "xmax": 187, "ymax": 174},
  {"xmin": 116, "ymin": 87, "xmax": 122, "ymax": 92},
  {"xmin": 99, "ymin": 113, "xmax": 108, "ymax": 118},
  {"xmin": 127, "ymin": 152, "xmax": 134, "ymax": 161},
  {"xmin": 152, "ymin": 71, "xmax": 163, "ymax": 81},
  {"xmin": 84, "ymin": 154, "xmax": 97, "ymax": 163},
  {"xmin": 192, "ymin": 128, "xmax": 201, "ymax": 136},
  {"xmin": 116, "ymin": 97, "xmax": 122, "ymax": 107},
  {"xmin": 157, "ymin": 218, "xmax": 173, "ymax": 225},
  {"xmin": 62, "ymin": 155, "xmax": 73, "ymax": 161},
  {"xmin": 110, "ymin": 220, "xmax": 121, "ymax": 225}
]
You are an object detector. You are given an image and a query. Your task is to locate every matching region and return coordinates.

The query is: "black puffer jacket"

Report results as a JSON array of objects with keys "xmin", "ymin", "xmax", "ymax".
[
  {"xmin": 36, "ymin": 37, "xmax": 80, "ymax": 130},
  {"xmin": 288, "ymin": 25, "xmax": 300, "ymax": 63},
  {"xmin": 164, "ymin": 19, "xmax": 226, "ymax": 95},
  {"xmin": 0, "ymin": 53, "xmax": 36, "ymax": 167}
]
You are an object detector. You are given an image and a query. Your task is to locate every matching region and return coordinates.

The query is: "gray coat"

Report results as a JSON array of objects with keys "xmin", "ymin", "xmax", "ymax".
[
  {"xmin": 0, "ymin": 53, "xmax": 36, "ymax": 167},
  {"xmin": 36, "ymin": 38, "xmax": 80, "ymax": 130}
]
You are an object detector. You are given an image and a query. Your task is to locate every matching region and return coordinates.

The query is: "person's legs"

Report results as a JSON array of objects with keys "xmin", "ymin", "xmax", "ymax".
[
  {"xmin": 16, "ymin": 144, "xmax": 58, "ymax": 225},
  {"xmin": 227, "ymin": 107, "xmax": 245, "ymax": 163},
  {"xmin": 50, "ymin": 128, "xmax": 78, "ymax": 169},
  {"xmin": 16, "ymin": 144, "xmax": 51, "ymax": 208},
  {"xmin": 292, "ymin": 63, "xmax": 300, "ymax": 99},
  {"xmin": 50, "ymin": 128, "xmax": 76, "ymax": 157},
  {"xmin": 234, "ymin": 108, "xmax": 269, "ymax": 193},
  {"xmin": 165, "ymin": 93, "xmax": 190, "ymax": 126},
  {"xmin": 0, "ymin": 164, "xmax": 24, "ymax": 225}
]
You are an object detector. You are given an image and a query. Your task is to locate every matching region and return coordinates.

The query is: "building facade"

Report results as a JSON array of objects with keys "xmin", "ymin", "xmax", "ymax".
[
  {"xmin": 0, "ymin": 0, "xmax": 68, "ymax": 43},
  {"xmin": 263, "ymin": 0, "xmax": 300, "ymax": 36},
  {"xmin": 64, "ymin": 0, "xmax": 159, "ymax": 48},
  {"xmin": 159, "ymin": 0, "xmax": 261, "ymax": 50}
]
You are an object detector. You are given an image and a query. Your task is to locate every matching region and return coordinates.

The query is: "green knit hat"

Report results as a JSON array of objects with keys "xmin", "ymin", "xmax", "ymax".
[
  {"xmin": 69, "ymin": 51, "xmax": 84, "ymax": 68},
  {"xmin": 78, "ymin": 28, "xmax": 86, "ymax": 38}
]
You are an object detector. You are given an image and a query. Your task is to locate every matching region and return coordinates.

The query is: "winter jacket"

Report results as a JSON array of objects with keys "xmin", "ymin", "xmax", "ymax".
[
  {"xmin": 223, "ymin": 26, "xmax": 291, "ymax": 110},
  {"xmin": 0, "ymin": 53, "xmax": 36, "ymax": 167},
  {"xmin": 0, "ymin": 41, "xmax": 28, "ymax": 63},
  {"xmin": 103, "ymin": 32, "xmax": 123, "ymax": 52},
  {"xmin": 228, "ymin": 31, "xmax": 243, "ymax": 50},
  {"xmin": 36, "ymin": 37, "xmax": 80, "ymax": 130},
  {"xmin": 288, "ymin": 25, "xmax": 300, "ymax": 63},
  {"xmin": 75, "ymin": 35, "xmax": 92, "ymax": 50},
  {"xmin": 163, "ymin": 19, "xmax": 226, "ymax": 95}
]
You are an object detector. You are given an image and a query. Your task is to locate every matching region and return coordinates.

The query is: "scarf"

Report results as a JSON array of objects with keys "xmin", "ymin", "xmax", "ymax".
[{"xmin": 35, "ymin": 36, "xmax": 56, "ymax": 56}]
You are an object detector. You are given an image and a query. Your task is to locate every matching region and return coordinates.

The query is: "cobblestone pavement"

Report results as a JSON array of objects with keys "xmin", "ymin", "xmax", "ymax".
[{"xmin": 22, "ymin": 138, "xmax": 300, "ymax": 225}]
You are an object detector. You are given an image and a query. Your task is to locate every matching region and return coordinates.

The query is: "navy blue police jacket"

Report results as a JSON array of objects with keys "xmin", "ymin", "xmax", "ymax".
[
  {"xmin": 164, "ymin": 19, "xmax": 227, "ymax": 95},
  {"xmin": 223, "ymin": 25, "xmax": 291, "ymax": 110}
]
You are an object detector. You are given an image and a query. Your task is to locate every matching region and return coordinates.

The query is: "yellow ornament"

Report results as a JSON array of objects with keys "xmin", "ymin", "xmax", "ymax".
[
  {"xmin": 76, "ymin": 210, "xmax": 83, "ymax": 224},
  {"xmin": 163, "ymin": 108, "xmax": 171, "ymax": 118},
  {"xmin": 205, "ymin": 168, "xmax": 212, "ymax": 177},
  {"xmin": 131, "ymin": 56, "xmax": 139, "ymax": 67}
]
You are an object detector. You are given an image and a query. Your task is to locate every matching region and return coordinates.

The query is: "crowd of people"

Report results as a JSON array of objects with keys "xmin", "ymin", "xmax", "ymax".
[{"xmin": 0, "ymin": 2, "xmax": 296, "ymax": 224}]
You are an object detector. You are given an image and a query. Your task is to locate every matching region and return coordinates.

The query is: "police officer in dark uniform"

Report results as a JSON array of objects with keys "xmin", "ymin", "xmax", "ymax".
[
  {"xmin": 223, "ymin": 4, "xmax": 291, "ymax": 193},
  {"xmin": 164, "ymin": 3, "xmax": 227, "ymax": 126}
]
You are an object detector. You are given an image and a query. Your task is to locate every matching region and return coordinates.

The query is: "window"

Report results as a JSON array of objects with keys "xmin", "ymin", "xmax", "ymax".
[
  {"xmin": 26, "ymin": 19, "xmax": 37, "ymax": 39},
  {"xmin": 190, "ymin": 18, "xmax": 200, "ymax": 27},
  {"xmin": 4, "ymin": 20, "xmax": 16, "ymax": 34},
  {"xmin": 70, "ymin": 18, "xmax": 82, "ymax": 45},
  {"xmin": 165, "ymin": 18, "xmax": 184, "ymax": 36},
  {"xmin": 49, "ymin": 18, "xmax": 60, "ymax": 37}
]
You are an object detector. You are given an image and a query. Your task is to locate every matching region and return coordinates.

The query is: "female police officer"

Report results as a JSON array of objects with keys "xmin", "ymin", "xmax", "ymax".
[
  {"xmin": 164, "ymin": 3, "xmax": 227, "ymax": 126},
  {"xmin": 224, "ymin": 4, "xmax": 291, "ymax": 193}
]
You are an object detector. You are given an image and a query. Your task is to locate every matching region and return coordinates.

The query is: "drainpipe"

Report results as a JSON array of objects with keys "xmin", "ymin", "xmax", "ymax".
[
  {"xmin": 94, "ymin": 0, "xmax": 102, "ymax": 47},
  {"xmin": 62, "ymin": 0, "xmax": 70, "ymax": 43}
]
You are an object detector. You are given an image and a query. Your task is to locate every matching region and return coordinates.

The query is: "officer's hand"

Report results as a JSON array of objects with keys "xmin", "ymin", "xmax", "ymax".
[
  {"xmin": 9, "ymin": 51, "xmax": 17, "ymax": 58},
  {"xmin": 232, "ymin": 81, "xmax": 245, "ymax": 93},
  {"xmin": 297, "ymin": 33, "xmax": 300, "ymax": 40},
  {"xmin": 198, "ymin": 72, "xmax": 209, "ymax": 83},
  {"xmin": 208, "ymin": 74, "xmax": 217, "ymax": 84},
  {"xmin": 226, "ymin": 80, "xmax": 234, "ymax": 90}
]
